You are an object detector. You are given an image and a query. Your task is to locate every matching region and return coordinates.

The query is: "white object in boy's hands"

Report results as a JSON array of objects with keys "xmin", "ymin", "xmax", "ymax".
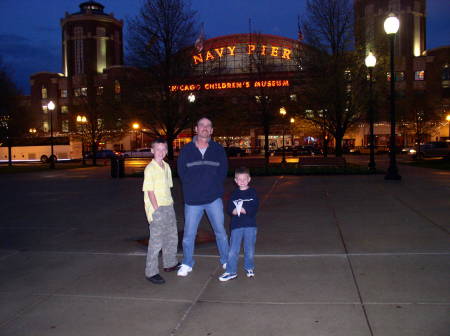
[{"xmin": 233, "ymin": 200, "xmax": 243, "ymax": 217}]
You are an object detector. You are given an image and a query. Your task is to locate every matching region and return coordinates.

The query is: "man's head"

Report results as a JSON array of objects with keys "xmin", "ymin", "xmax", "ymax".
[
  {"xmin": 151, "ymin": 138, "xmax": 168, "ymax": 161},
  {"xmin": 234, "ymin": 166, "xmax": 251, "ymax": 190},
  {"xmin": 195, "ymin": 117, "xmax": 213, "ymax": 141}
]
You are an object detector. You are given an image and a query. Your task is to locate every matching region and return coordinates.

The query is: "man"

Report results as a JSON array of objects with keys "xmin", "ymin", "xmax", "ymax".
[{"xmin": 177, "ymin": 117, "xmax": 229, "ymax": 276}]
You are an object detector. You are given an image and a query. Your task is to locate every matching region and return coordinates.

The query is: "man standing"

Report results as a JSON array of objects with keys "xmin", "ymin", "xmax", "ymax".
[{"xmin": 177, "ymin": 117, "xmax": 229, "ymax": 276}]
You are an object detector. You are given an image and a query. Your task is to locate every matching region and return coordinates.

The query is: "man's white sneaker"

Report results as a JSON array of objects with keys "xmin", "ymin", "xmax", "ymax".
[
  {"xmin": 219, "ymin": 272, "xmax": 237, "ymax": 282},
  {"xmin": 246, "ymin": 270, "xmax": 255, "ymax": 278},
  {"xmin": 177, "ymin": 264, "xmax": 192, "ymax": 277}
]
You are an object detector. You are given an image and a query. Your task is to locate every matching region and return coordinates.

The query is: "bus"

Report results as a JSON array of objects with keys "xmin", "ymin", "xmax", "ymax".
[{"xmin": 0, "ymin": 136, "xmax": 82, "ymax": 163}]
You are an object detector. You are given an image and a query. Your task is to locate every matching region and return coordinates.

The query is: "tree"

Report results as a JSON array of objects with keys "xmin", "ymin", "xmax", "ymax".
[
  {"xmin": 71, "ymin": 74, "xmax": 129, "ymax": 166},
  {"xmin": 0, "ymin": 57, "xmax": 32, "ymax": 165},
  {"xmin": 299, "ymin": 0, "xmax": 365, "ymax": 156},
  {"xmin": 127, "ymin": 0, "xmax": 199, "ymax": 160}
]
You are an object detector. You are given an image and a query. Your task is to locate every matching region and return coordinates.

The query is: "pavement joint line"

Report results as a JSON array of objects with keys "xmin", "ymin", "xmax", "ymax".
[
  {"xmin": 29, "ymin": 293, "xmax": 192, "ymax": 304},
  {"xmin": 259, "ymin": 175, "xmax": 283, "ymax": 208},
  {"xmin": 0, "ymin": 250, "xmax": 20, "ymax": 261},
  {"xmin": 3, "ymin": 251, "xmax": 449, "ymax": 257},
  {"xmin": 169, "ymin": 265, "xmax": 218, "ymax": 336},
  {"xmin": 325, "ymin": 188, "xmax": 375, "ymax": 336},
  {"xmin": 198, "ymin": 299, "xmax": 450, "ymax": 306}
]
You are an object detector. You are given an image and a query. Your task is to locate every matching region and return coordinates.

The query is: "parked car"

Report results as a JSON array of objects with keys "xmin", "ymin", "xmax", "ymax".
[
  {"xmin": 408, "ymin": 141, "xmax": 450, "ymax": 159},
  {"xmin": 84, "ymin": 149, "xmax": 121, "ymax": 159},
  {"xmin": 349, "ymin": 146, "xmax": 389, "ymax": 154},
  {"xmin": 225, "ymin": 146, "xmax": 246, "ymax": 157},
  {"xmin": 121, "ymin": 148, "xmax": 154, "ymax": 158}
]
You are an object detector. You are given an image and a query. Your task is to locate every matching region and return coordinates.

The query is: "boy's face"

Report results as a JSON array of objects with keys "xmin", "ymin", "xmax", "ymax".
[
  {"xmin": 234, "ymin": 173, "xmax": 251, "ymax": 189},
  {"xmin": 151, "ymin": 143, "xmax": 168, "ymax": 161}
]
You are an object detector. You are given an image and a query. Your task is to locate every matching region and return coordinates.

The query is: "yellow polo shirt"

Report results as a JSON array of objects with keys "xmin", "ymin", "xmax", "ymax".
[{"xmin": 142, "ymin": 159, "xmax": 173, "ymax": 222}]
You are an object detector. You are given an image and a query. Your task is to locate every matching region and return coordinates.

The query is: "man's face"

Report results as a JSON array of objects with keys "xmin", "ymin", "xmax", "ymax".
[{"xmin": 195, "ymin": 118, "xmax": 213, "ymax": 140}]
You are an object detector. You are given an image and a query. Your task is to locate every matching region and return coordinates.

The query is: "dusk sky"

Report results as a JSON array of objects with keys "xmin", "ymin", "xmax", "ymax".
[{"xmin": 0, "ymin": 0, "xmax": 449, "ymax": 94}]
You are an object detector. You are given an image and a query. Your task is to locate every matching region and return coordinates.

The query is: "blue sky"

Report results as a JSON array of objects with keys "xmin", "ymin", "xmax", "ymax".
[{"xmin": 0, "ymin": 0, "xmax": 448, "ymax": 94}]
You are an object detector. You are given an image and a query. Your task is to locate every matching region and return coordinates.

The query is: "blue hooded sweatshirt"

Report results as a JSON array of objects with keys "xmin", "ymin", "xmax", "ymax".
[{"xmin": 177, "ymin": 138, "xmax": 228, "ymax": 205}]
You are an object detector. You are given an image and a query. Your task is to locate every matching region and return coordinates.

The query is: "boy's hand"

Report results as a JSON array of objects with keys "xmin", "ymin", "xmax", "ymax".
[
  {"xmin": 240, "ymin": 207, "xmax": 246, "ymax": 214},
  {"xmin": 232, "ymin": 208, "xmax": 238, "ymax": 215}
]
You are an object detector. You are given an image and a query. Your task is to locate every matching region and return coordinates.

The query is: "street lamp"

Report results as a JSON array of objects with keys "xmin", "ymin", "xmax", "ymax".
[
  {"xmin": 132, "ymin": 122, "xmax": 140, "ymax": 150},
  {"xmin": 47, "ymin": 101, "xmax": 56, "ymax": 169},
  {"xmin": 279, "ymin": 107, "xmax": 287, "ymax": 164},
  {"xmin": 29, "ymin": 128, "xmax": 37, "ymax": 134},
  {"xmin": 76, "ymin": 115, "xmax": 87, "ymax": 165},
  {"xmin": 365, "ymin": 51, "xmax": 377, "ymax": 172},
  {"xmin": 384, "ymin": 14, "xmax": 401, "ymax": 180},
  {"xmin": 188, "ymin": 92, "xmax": 196, "ymax": 103}
]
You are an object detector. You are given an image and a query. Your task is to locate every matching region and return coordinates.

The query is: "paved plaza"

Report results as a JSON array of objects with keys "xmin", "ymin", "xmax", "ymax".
[{"xmin": 0, "ymin": 160, "xmax": 449, "ymax": 336}]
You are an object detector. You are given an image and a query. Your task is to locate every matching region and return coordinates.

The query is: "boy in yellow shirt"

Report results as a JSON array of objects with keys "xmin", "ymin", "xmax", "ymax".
[{"xmin": 143, "ymin": 138, "xmax": 180, "ymax": 284}]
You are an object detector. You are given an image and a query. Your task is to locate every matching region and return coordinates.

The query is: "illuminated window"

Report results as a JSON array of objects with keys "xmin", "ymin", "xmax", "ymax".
[
  {"xmin": 305, "ymin": 109, "xmax": 314, "ymax": 118},
  {"xmin": 81, "ymin": 87, "xmax": 88, "ymax": 96},
  {"xmin": 114, "ymin": 80, "xmax": 121, "ymax": 95},
  {"xmin": 442, "ymin": 65, "xmax": 450, "ymax": 88},
  {"xmin": 386, "ymin": 72, "xmax": 392, "ymax": 82},
  {"xmin": 62, "ymin": 120, "xmax": 69, "ymax": 132},
  {"xmin": 60, "ymin": 89, "xmax": 68, "ymax": 98},
  {"xmin": 96, "ymin": 86, "xmax": 104, "ymax": 95},
  {"xmin": 42, "ymin": 105, "xmax": 48, "ymax": 114},
  {"xmin": 61, "ymin": 106, "xmax": 69, "ymax": 114},
  {"xmin": 414, "ymin": 70, "xmax": 425, "ymax": 81},
  {"xmin": 97, "ymin": 118, "xmax": 104, "ymax": 128},
  {"xmin": 74, "ymin": 88, "xmax": 81, "ymax": 97},
  {"xmin": 43, "ymin": 121, "xmax": 49, "ymax": 132},
  {"xmin": 41, "ymin": 86, "xmax": 47, "ymax": 99},
  {"xmin": 290, "ymin": 94, "xmax": 297, "ymax": 102}
]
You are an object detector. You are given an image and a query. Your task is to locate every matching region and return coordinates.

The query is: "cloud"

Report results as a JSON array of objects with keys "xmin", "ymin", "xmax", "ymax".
[{"xmin": 0, "ymin": 34, "xmax": 60, "ymax": 93}]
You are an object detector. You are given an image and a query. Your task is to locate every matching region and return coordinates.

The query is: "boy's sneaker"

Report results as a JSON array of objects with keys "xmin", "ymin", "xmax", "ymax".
[
  {"xmin": 219, "ymin": 272, "xmax": 237, "ymax": 282},
  {"xmin": 177, "ymin": 264, "xmax": 192, "ymax": 277},
  {"xmin": 246, "ymin": 270, "xmax": 255, "ymax": 278}
]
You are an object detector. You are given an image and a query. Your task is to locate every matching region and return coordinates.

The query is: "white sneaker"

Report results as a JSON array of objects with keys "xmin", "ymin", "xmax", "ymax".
[
  {"xmin": 222, "ymin": 263, "xmax": 227, "ymax": 270},
  {"xmin": 219, "ymin": 272, "xmax": 237, "ymax": 282},
  {"xmin": 246, "ymin": 270, "xmax": 255, "ymax": 278},
  {"xmin": 177, "ymin": 264, "xmax": 192, "ymax": 277}
]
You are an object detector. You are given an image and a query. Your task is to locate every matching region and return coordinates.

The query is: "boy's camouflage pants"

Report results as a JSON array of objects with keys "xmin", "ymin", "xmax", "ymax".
[{"xmin": 145, "ymin": 205, "xmax": 178, "ymax": 278}]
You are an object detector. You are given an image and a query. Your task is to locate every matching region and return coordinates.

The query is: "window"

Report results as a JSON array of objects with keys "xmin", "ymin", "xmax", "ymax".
[
  {"xmin": 395, "ymin": 72, "xmax": 405, "ymax": 81},
  {"xmin": 41, "ymin": 86, "xmax": 47, "ymax": 99},
  {"xmin": 42, "ymin": 105, "xmax": 48, "ymax": 114},
  {"xmin": 386, "ymin": 72, "xmax": 392, "ymax": 82},
  {"xmin": 62, "ymin": 120, "xmax": 69, "ymax": 133},
  {"xmin": 43, "ymin": 121, "xmax": 49, "ymax": 132},
  {"xmin": 60, "ymin": 89, "xmax": 68, "ymax": 98},
  {"xmin": 74, "ymin": 27, "xmax": 84, "ymax": 74},
  {"xmin": 61, "ymin": 106, "xmax": 69, "ymax": 114},
  {"xmin": 442, "ymin": 65, "xmax": 450, "ymax": 88},
  {"xmin": 81, "ymin": 87, "xmax": 88, "ymax": 96},
  {"xmin": 74, "ymin": 88, "xmax": 81, "ymax": 97},
  {"xmin": 414, "ymin": 70, "xmax": 425, "ymax": 81},
  {"xmin": 290, "ymin": 94, "xmax": 297, "ymax": 102},
  {"xmin": 305, "ymin": 109, "xmax": 314, "ymax": 118},
  {"xmin": 114, "ymin": 80, "xmax": 121, "ymax": 95},
  {"xmin": 96, "ymin": 86, "xmax": 104, "ymax": 95}
]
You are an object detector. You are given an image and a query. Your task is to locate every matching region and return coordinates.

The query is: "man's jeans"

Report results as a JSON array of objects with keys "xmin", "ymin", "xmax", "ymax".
[
  {"xmin": 226, "ymin": 227, "xmax": 257, "ymax": 275},
  {"xmin": 182, "ymin": 198, "xmax": 229, "ymax": 267}
]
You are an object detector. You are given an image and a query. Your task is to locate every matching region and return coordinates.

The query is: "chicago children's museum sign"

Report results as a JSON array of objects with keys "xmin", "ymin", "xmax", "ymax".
[
  {"xmin": 192, "ymin": 43, "xmax": 293, "ymax": 65},
  {"xmin": 169, "ymin": 80, "xmax": 290, "ymax": 92}
]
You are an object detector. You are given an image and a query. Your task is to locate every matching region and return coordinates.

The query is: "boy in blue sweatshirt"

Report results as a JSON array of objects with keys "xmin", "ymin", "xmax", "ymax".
[{"xmin": 219, "ymin": 167, "xmax": 259, "ymax": 281}]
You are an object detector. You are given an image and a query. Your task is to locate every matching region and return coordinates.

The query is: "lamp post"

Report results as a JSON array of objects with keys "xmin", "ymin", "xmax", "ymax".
[
  {"xmin": 290, "ymin": 117, "xmax": 295, "ymax": 145},
  {"xmin": 188, "ymin": 93, "xmax": 196, "ymax": 139},
  {"xmin": 279, "ymin": 107, "xmax": 287, "ymax": 164},
  {"xmin": 446, "ymin": 114, "xmax": 450, "ymax": 139},
  {"xmin": 132, "ymin": 122, "xmax": 140, "ymax": 149},
  {"xmin": 47, "ymin": 101, "xmax": 56, "ymax": 169},
  {"xmin": 365, "ymin": 51, "xmax": 377, "ymax": 172},
  {"xmin": 384, "ymin": 14, "xmax": 401, "ymax": 180},
  {"xmin": 77, "ymin": 115, "xmax": 87, "ymax": 165}
]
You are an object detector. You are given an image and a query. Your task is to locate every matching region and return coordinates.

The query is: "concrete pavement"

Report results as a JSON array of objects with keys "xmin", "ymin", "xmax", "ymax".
[{"xmin": 0, "ymin": 161, "xmax": 449, "ymax": 336}]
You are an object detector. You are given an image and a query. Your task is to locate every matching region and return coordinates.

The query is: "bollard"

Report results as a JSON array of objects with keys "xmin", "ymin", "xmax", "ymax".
[
  {"xmin": 118, "ymin": 157, "xmax": 125, "ymax": 178},
  {"xmin": 111, "ymin": 157, "xmax": 118, "ymax": 178}
]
